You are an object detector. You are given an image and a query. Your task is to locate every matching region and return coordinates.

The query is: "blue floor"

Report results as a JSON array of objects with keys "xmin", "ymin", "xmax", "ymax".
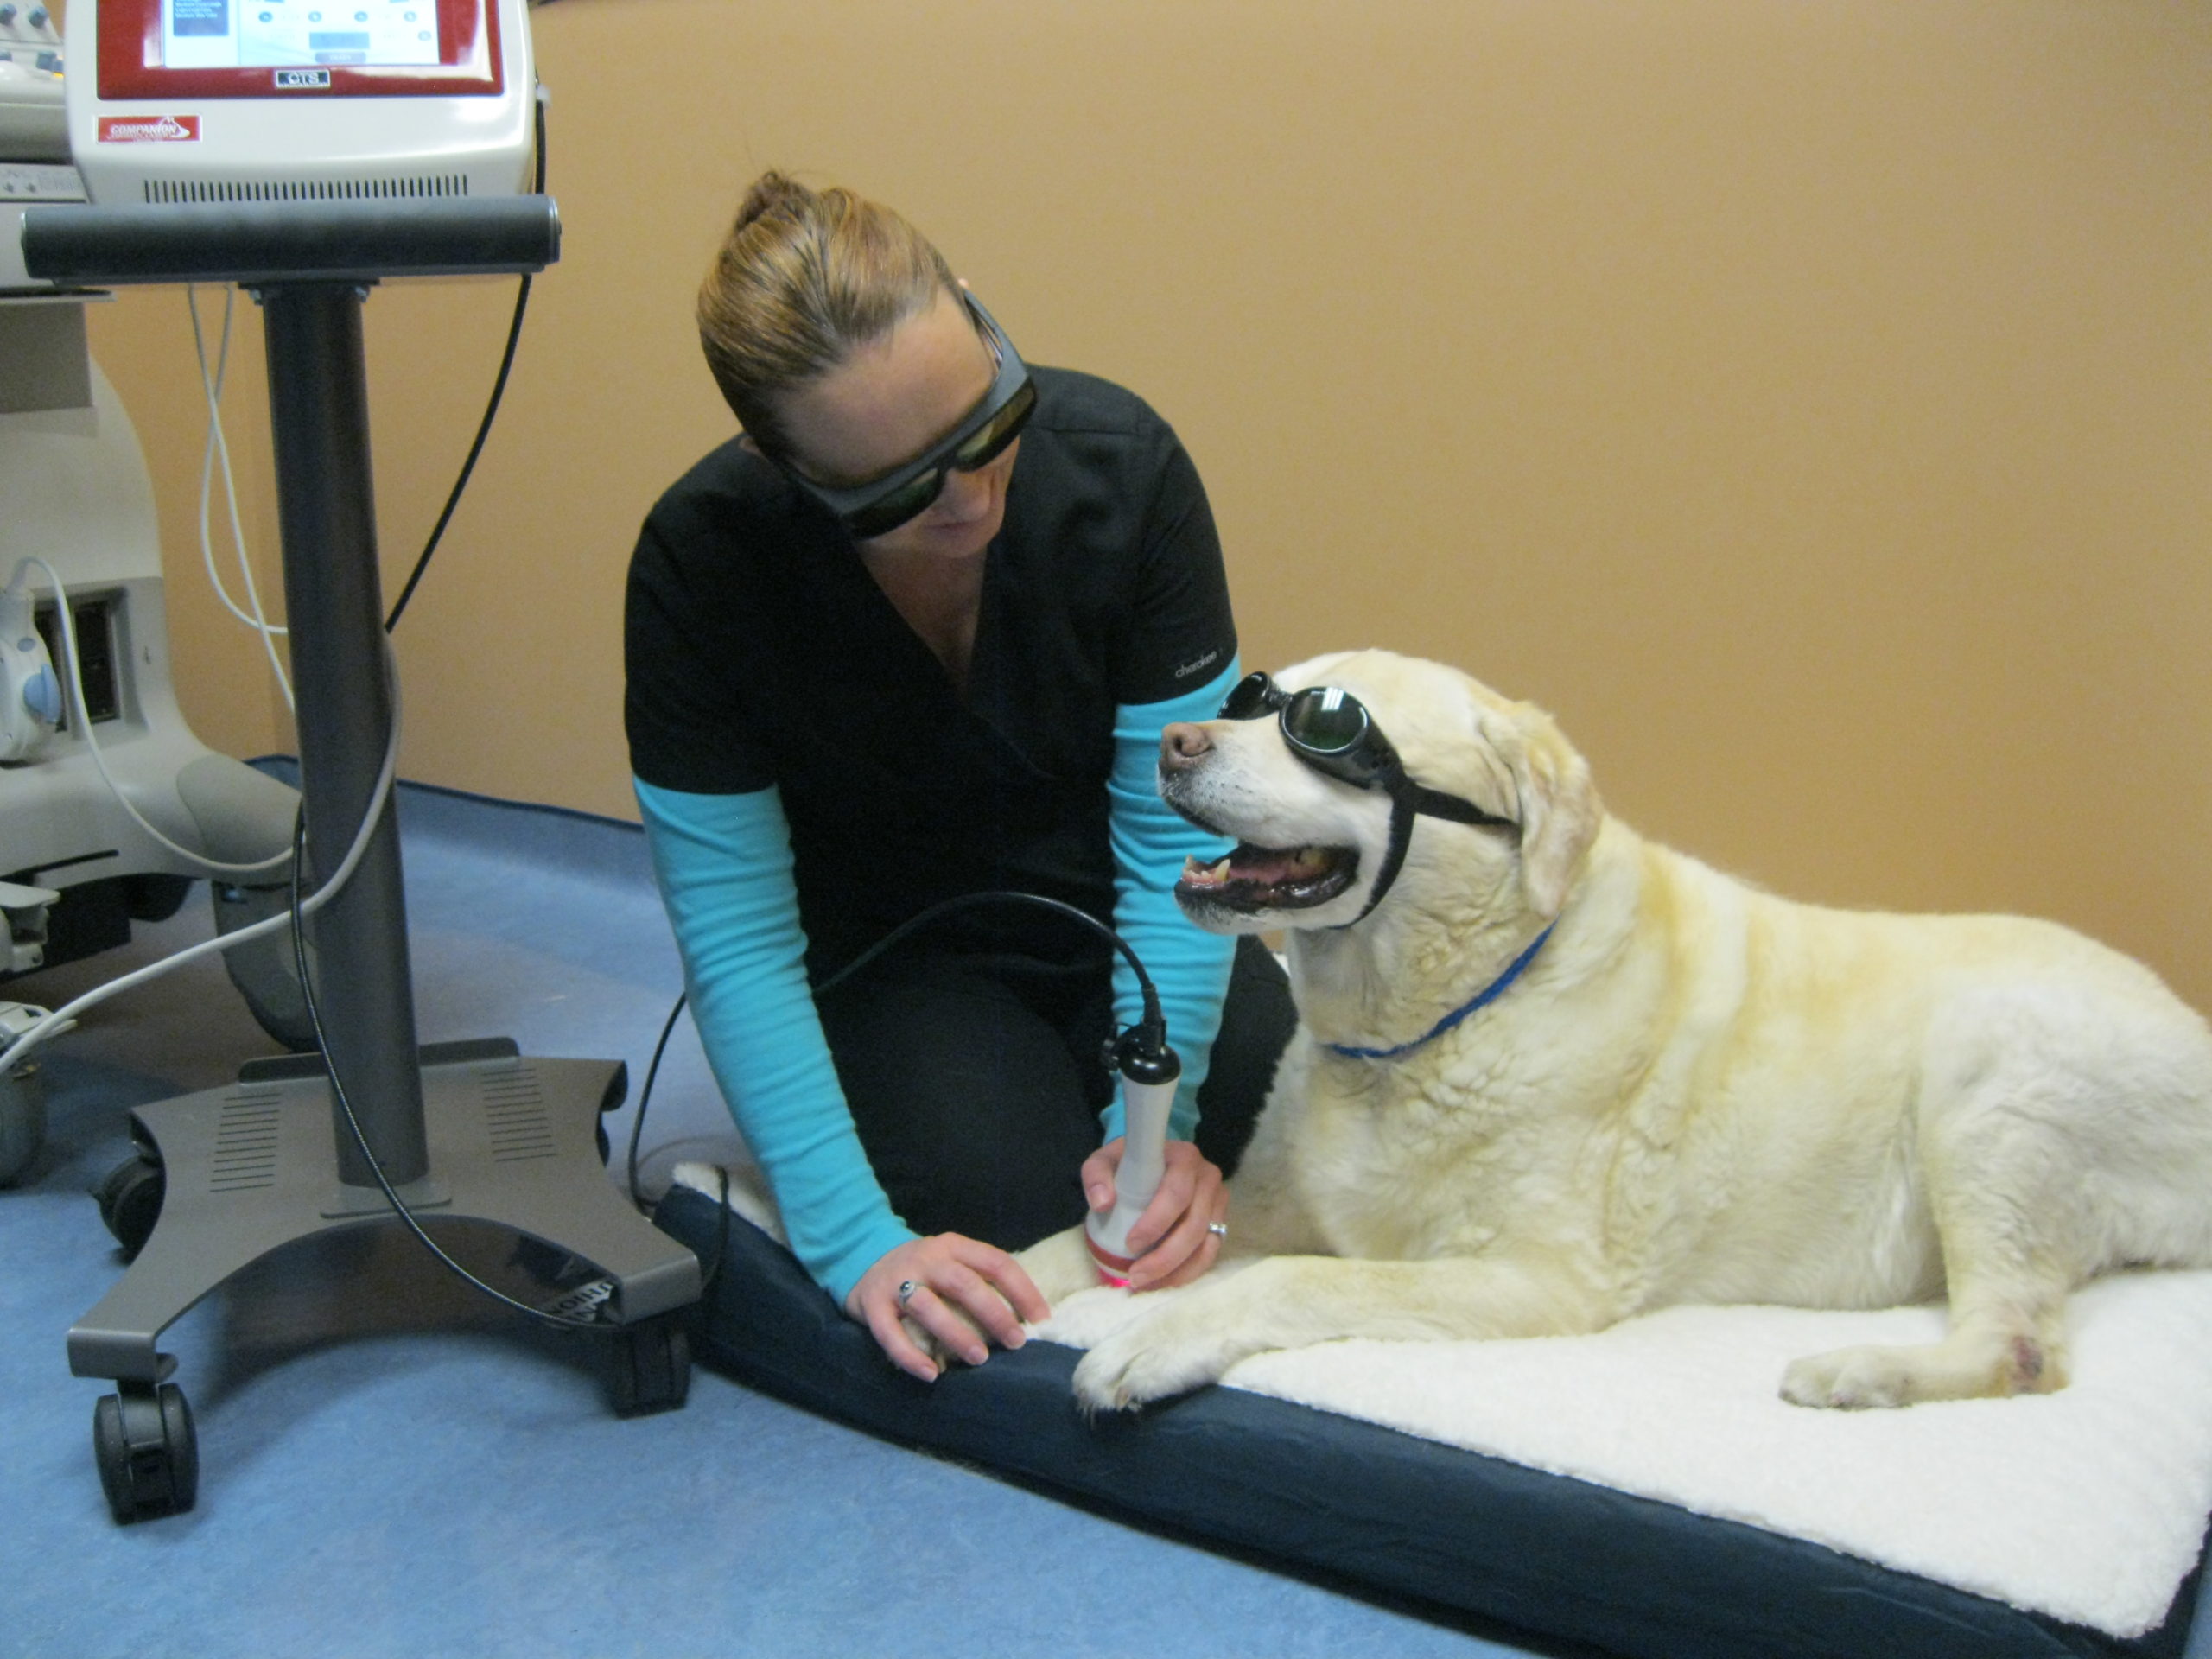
[{"xmin": 0, "ymin": 779, "xmax": 1567, "ymax": 1659}]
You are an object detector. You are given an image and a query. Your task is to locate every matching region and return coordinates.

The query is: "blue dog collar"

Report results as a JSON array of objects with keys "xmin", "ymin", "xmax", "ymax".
[{"xmin": 1323, "ymin": 923, "xmax": 1556, "ymax": 1062}]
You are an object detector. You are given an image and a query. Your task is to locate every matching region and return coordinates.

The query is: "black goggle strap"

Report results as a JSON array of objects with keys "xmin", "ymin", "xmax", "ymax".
[
  {"xmin": 1408, "ymin": 785, "xmax": 1519, "ymax": 834},
  {"xmin": 1338, "ymin": 789, "xmax": 1421, "ymax": 929},
  {"xmin": 1367, "ymin": 746, "xmax": 1519, "ymax": 836},
  {"xmin": 1335, "ymin": 783, "xmax": 1518, "ymax": 931}
]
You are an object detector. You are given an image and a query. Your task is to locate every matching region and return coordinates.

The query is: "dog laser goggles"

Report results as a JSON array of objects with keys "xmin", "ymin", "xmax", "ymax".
[
  {"xmin": 773, "ymin": 291, "xmax": 1037, "ymax": 541},
  {"xmin": 1218, "ymin": 671, "xmax": 1516, "ymax": 925},
  {"xmin": 1219, "ymin": 672, "xmax": 1515, "ymax": 830}
]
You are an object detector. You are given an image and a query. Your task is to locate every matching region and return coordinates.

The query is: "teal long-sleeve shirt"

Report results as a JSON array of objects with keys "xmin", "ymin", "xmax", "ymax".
[{"xmin": 637, "ymin": 661, "xmax": 1240, "ymax": 1306}]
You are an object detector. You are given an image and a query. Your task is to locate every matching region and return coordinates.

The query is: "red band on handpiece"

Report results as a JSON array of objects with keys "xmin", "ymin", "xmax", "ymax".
[{"xmin": 1085, "ymin": 1232, "xmax": 1135, "ymax": 1288}]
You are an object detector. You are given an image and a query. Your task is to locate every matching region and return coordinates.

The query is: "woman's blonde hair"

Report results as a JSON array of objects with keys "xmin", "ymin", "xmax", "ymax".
[{"xmin": 696, "ymin": 171, "xmax": 958, "ymax": 458}]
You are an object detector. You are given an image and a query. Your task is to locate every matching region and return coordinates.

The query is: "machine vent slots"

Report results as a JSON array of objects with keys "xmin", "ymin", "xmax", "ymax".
[
  {"xmin": 142, "ymin": 175, "xmax": 472, "ymax": 204},
  {"xmin": 482, "ymin": 1066, "xmax": 556, "ymax": 1163},
  {"xmin": 208, "ymin": 1088, "xmax": 283, "ymax": 1192}
]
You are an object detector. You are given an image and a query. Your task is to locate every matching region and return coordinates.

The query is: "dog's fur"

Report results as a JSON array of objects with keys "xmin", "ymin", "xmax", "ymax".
[{"xmin": 1020, "ymin": 650, "xmax": 2212, "ymax": 1413}]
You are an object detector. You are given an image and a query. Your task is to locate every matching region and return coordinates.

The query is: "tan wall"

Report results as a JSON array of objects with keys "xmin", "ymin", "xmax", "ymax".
[{"xmin": 83, "ymin": 1, "xmax": 2212, "ymax": 1006}]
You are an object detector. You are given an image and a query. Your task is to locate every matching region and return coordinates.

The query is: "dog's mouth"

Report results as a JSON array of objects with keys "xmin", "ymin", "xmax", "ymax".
[{"xmin": 1176, "ymin": 842, "xmax": 1358, "ymax": 912}]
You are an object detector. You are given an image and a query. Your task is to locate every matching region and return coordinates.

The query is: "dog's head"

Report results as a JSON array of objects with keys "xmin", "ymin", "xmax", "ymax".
[{"xmin": 1162, "ymin": 651, "xmax": 1601, "ymax": 937}]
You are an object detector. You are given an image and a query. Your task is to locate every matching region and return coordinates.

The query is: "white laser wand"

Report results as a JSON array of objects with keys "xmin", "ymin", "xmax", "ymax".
[{"xmin": 1084, "ymin": 1027, "xmax": 1182, "ymax": 1286}]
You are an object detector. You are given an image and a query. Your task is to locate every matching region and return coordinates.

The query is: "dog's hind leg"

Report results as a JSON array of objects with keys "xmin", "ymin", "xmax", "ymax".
[
  {"xmin": 1782, "ymin": 1035, "xmax": 2084, "ymax": 1409},
  {"xmin": 1778, "ymin": 1268, "xmax": 2069, "ymax": 1409}
]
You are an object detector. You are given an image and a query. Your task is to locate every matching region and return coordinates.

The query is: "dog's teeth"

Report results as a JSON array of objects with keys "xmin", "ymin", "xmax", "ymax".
[{"xmin": 1212, "ymin": 858, "xmax": 1233, "ymax": 880}]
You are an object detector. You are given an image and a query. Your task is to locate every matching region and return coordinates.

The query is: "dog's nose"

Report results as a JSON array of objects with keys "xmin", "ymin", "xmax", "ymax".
[{"xmin": 1160, "ymin": 723, "xmax": 1212, "ymax": 772}]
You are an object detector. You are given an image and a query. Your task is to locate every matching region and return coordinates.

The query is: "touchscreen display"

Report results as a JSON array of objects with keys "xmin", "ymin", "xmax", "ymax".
[
  {"xmin": 162, "ymin": 0, "xmax": 442, "ymax": 68},
  {"xmin": 97, "ymin": 0, "xmax": 499, "ymax": 101}
]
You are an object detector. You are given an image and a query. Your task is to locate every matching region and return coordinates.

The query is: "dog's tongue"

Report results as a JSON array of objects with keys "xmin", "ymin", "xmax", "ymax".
[{"xmin": 1185, "ymin": 845, "xmax": 1332, "ymax": 888}]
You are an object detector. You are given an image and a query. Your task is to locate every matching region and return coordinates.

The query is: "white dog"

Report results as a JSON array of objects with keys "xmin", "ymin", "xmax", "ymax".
[{"xmin": 1021, "ymin": 650, "xmax": 2212, "ymax": 1414}]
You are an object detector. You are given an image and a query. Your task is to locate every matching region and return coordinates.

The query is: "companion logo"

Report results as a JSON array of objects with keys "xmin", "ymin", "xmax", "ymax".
[{"xmin": 97, "ymin": 115, "xmax": 200, "ymax": 143}]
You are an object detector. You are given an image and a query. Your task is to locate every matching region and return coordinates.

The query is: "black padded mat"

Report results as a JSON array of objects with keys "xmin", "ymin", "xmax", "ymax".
[{"xmin": 655, "ymin": 1184, "xmax": 2202, "ymax": 1659}]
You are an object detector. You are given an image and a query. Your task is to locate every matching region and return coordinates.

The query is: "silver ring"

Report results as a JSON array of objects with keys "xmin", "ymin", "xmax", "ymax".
[
  {"xmin": 896, "ymin": 1279, "xmax": 919, "ymax": 1305},
  {"xmin": 1206, "ymin": 1221, "xmax": 1229, "ymax": 1240}
]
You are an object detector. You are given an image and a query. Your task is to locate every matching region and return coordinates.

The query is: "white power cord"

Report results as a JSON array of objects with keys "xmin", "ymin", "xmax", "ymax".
[
  {"xmin": 0, "ymin": 634, "xmax": 403, "ymax": 1073},
  {"xmin": 18, "ymin": 556, "xmax": 291, "ymax": 880},
  {"xmin": 186, "ymin": 283, "xmax": 295, "ymax": 712},
  {"xmin": 0, "ymin": 298, "xmax": 302, "ymax": 1076}
]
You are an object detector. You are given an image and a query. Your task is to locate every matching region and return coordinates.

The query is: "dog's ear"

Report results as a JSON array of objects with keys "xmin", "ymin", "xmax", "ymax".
[{"xmin": 1498, "ymin": 704, "xmax": 1600, "ymax": 919}]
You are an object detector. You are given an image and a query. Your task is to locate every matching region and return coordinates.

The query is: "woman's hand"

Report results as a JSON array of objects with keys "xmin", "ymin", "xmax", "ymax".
[
  {"xmin": 846, "ymin": 1233, "xmax": 1051, "ymax": 1382},
  {"xmin": 1081, "ymin": 1137, "xmax": 1228, "ymax": 1292}
]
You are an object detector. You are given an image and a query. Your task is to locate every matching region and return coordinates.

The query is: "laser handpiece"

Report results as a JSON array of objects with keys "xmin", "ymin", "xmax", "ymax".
[{"xmin": 1085, "ymin": 1021, "xmax": 1182, "ymax": 1285}]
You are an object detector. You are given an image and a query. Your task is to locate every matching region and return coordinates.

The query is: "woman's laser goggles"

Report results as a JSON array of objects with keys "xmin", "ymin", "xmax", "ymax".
[{"xmin": 777, "ymin": 291, "xmax": 1036, "ymax": 540}]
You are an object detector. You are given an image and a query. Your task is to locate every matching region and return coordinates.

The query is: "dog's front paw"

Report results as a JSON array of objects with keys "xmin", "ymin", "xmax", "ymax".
[
  {"xmin": 1016, "ymin": 1224, "xmax": 1103, "ymax": 1306},
  {"xmin": 1071, "ymin": 1294, "xmax": 1244, "ymax": 1412}
]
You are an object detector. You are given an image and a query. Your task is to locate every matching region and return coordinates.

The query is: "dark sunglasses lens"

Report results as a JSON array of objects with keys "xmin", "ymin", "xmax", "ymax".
[
  {"xmin": 953, "ymin": 379, "xmax": 1036, "ymax": 471},
  {"xmin": 1220, "ymin": 673, "xmax": 1277, "ymax": 720},
  {"xmin": 1282, "ymin": 687, "xmax": 1369, "ymax": 754},
  {"xmin": 843, "ymin": 471, "xmax": 946, "ymax": 538},
  {"xmin": 843, "ymin": 380, "xmax": 1034, "ymax": 538}
]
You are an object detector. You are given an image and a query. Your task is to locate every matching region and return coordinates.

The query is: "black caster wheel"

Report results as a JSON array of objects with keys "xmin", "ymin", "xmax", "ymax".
[
  {"xmin": 96, "ymin": 1152, "xmax": 165, "ymax": 1262},
  {"xmin": 92, "ymin": 1382, "xmax": 198, "ymax": 1524},
  {"xmin": 609, "ymin": 1315, "xmax": 690, "ymax": 1418}
]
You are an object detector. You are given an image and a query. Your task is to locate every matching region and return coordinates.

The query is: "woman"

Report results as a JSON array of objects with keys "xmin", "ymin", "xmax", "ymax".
[{"xmin": 625, "ymin": 172, "xmax": 1293, "ymax": 1381}]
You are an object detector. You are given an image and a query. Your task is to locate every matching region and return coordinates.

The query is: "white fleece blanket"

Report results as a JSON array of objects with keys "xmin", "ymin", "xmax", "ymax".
[
  {"xmin": 1032, "ymin": 1270, "xmax": 2212, "ymax": 1638},
  {"xmin": 670, "ymin": 1166, "xmax": 2212, "ymax": 1638}
]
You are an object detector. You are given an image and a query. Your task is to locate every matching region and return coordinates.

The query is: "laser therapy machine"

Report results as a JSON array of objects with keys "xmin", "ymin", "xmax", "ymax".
[
  {"xmin": 18, "ymin": 0, "xmax": 701, "ymax": 1522},
  {"xmin": 2, "ymin": 0, "xmax": 306, "ymax": 1189}
]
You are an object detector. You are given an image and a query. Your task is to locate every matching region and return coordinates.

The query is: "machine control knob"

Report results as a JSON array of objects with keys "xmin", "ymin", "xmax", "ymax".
[
  {"xmin": 28, "ymin": 7, "xmax": 49, "ymax": 28},
  {"xmin": 21, "ymin": 664, "xmax": 59, "ymax": 727},
  {"xmin": 0, "ymin": 571, "xmax": 59, "ymax": 762},
  {"xmin": 0, "ymin": 9, "xmax": 18, "ymax": 28},
  {"xmin": 0, "ymin": 651, "xmax": 58, "ymax": 760}
]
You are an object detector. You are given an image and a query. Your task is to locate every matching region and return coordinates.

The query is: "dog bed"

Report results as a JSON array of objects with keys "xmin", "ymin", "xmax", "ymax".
[{"xmin": 652, "ymin": 1178, "xmax": 2211, "ymax": 1659}]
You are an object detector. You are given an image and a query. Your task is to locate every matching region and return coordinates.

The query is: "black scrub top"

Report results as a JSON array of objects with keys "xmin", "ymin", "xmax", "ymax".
[{"xmin": 624, "ymin": 365, "xmax": 1238, "ymax": 978}]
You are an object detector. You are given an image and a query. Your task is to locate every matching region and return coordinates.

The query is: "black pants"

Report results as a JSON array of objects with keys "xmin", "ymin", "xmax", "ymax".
[{"xmin": 815, "ymin": 934, "xmax": 1295, "ymax": 1252}]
